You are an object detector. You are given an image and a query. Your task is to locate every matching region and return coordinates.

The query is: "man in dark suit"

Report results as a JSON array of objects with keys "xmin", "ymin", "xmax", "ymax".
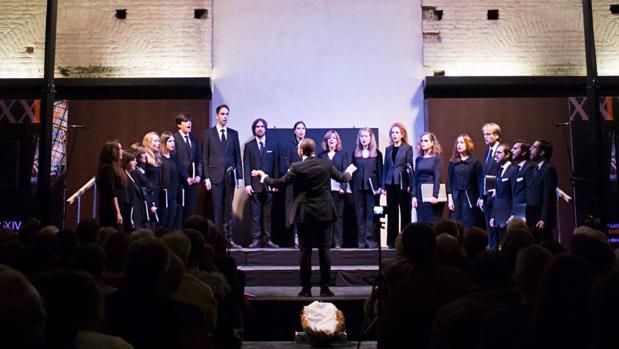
[
  {"xmin": 172, "ymin": 113, "xmax": 202, "ymax": 223},
  {"xmin": 202, "ymin": 104, "xmax": 243, "ymax": 248},
  {"xmin": 526, "ymin": 139, "xmax": 558, "ymax": 239},
  {"xmin": 252, "ymin": 138, "xmax": 356, "ymax": 297},
  {"xmin": 509, "ymin": 141, "xmax": 533, "ymax": 223},
  {"xmin": 477, "ymin": 123, "xmax": 502, "ymax": 231},
  {"xmin": 243, "ymin": 118, "xmax": 279, "ymax": 248},
  {"xmin": 489, "ymin": 143, "xmax": 517, "ymax": 250}
]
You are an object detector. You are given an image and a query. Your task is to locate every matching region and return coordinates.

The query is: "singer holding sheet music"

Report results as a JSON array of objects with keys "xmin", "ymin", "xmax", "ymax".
[
  {"xmin": 446, "ymin": 134, "xmax": 482, "ymax": 230},
  {"xmin": 382, "ymin": 122, "xmax": 414, "ymax": 248},
  {"xmin": 159, "ymin": 132, "xmax": 181, "ymax": 230},
  {"xmin": 351, "ymin": 128, "xmax": 383, "ymax": 248},
  {"xmin": 412, "ymin": 132, "xmax": 443, "ymax": 224}
]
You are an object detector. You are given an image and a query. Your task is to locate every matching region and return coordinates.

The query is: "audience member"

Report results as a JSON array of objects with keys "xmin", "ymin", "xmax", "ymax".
[{"xmin": 76, "ymin": 218, "xmax": 99, "ymax": 246}]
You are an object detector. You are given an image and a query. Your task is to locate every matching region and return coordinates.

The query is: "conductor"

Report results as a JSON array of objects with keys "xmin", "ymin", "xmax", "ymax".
[{"xmin": 252, "ymin": 138, "xmax": 356, "ymax": 297}]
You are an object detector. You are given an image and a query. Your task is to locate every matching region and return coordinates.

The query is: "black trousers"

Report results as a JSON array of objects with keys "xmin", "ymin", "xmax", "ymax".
[
  {"xmin": 211, "ymin": 176, "xmax": 235, "ymax": 239},
  {"xmin": 249, "ymin": 190, "xmax": 272, "ymax": 241},
  {"xmin": 353, "ymin": 189, "xmax": 378, "ymax": 248},
  {"xmin": 331, "ymin": 191, "xmax": 346, "ymax": 248},
  {"xmin": 181, "ymin": 183, "xmax": 199, "ymax": 223},
  {"xmin": 297, "ymin": 221, "xmax": 332, "ymax": 288},
  {"xmin": 386, "ymin": 185, "xmax": 411, "ymax": 247}
]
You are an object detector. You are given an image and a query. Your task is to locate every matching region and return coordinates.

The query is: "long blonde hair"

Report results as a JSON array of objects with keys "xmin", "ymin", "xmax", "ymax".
[
  {"xmin": 143, "ymin": 132, "xmax": 161, "ymax": 166},
  {"xmin": 417, "ymin": 132, "xmax": 442, "ymax": 156},
  {"xmin": 354, "ymin": 127, "xmax": 377, "ymax": 158}
]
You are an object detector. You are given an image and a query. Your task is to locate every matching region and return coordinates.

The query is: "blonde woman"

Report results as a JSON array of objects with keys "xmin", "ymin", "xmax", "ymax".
[
  {"xmin": 351, "ymin": 128, "xmax": 383, "ymax": 248},
  {"xmin": 142, "ymin": 132, "xmax": 161, "ymax": 225},
  {"xmin": 412, "ymin": 132, "xmax": 443, "ymax": 224}
]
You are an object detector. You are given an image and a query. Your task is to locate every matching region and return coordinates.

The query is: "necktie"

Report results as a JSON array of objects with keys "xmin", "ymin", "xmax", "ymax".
[
  {"xmin": 220, "ymin": 129, "xmax": 227, "ymax": 143},
  {"xmin": 184, "ymin": 135, "xmax": 191, "ymax": 148},
  {"xmin": 485, "ymin": 148, "xmax": 494, "ymax": 170},
  {"xmin": 259, "ymin": 141, "xmax": 264, "ymax": 156}
]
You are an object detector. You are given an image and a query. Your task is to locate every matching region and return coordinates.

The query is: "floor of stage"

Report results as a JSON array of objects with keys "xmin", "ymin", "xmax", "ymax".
[{"xmin": 243, "ymin": 341, "xmax": 377, "ymax": 348}]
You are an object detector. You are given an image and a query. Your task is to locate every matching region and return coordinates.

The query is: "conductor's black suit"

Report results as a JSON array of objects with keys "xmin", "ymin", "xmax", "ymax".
[{"xmin": 263, "ymin": 156, "xmax": 351, "ymax": 290}]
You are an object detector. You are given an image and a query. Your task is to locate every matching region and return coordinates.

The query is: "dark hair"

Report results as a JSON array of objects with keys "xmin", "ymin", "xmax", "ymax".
[
  {"xmin": 175, "ymin": 112, "xmax": 191, "ymax": 125},
  {"xmin": 293, "ymin": 120, "xmax": 306, "ymax": 131},
  {"xmin": 400, "ymin": 223, "xmax": 436, "ymax": 265},
  {"xmin": 536, "ymin": 139, "xmax": 553, "ymax": 161},
  {"xmin": 251, "ymin": 118, "xmax": 268, "ymax": 136},
  {"xmin": 76, "ymin": 218, "xmax": 99, "ymax": 246},
  {"xmin": 298, "ymin": 138, "xmax": 316, "ymax": 156},
  {"xmin": 512, "ymin": 140, "xmax": 530, "ymax": 159},
  {"xmin": 216, "ymin": 104, "xmax": 229, "ymax": 114}
]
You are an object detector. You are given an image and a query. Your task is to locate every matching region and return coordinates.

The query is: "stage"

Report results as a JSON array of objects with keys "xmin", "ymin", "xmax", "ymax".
[{"xmin": 233, "ymin": 247, "xmax": 396, "ymax": 341}]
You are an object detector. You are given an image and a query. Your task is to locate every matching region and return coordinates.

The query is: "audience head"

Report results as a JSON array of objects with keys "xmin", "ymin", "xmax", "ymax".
[
  {"xmin": 470, "ymin": 251, "xmax": 512, "ymax": 287},
  {"xmin": 435, "ymin": 233, "xmax": 462, "ymax": 268},
  {"xmin": 33, "ymin": 270, "xmax": 102, "ymax": 348},
  {"xmin": 0, "ymin": 265, "xmax": 46, "ymax": 348},
  {"xmin": 18, "ymin": 217, "xmax": 41, "ymax": 247},
  {"xmin": 533, "ymin": 254, "xmax": 595, "ymax": 348},
  {"xmin": 183, "ymin": 228, "xmax": 205, "ymax": 269},
  {"xmin": 322, "ymin": 130, "xmax": 343, "ymax": 152},
  {"xmin": 124, "ymin": 238, "xmax": 171, "ymax": 290},
  {"xmin": 482, "ymin": 123, "xmax": 501, "ymax": 145},
  {"xmin": 514, "ymin": 245, "xmax": 552, "ymax": 304},
  {"xmin": 101, "ymin": 231, "xmax": 130, "ymax": 273},
  {"xmin": 161, "ymin": 253, "xmax": 185, "ymax": 295},
  {"xmin": 462, "ymin": 227, "xmax": 488, "ymax": 260},
  {"xmin": 570, "ymin": 232, "xmax": 615, "ymax": 275},
  {"xmin": 400, "ymin": 223, "xmax": 436, "ymax": 266},
  {"xmin": 56, "ymin": 229, "xmax": 78, "ymax": 266},
  {"xmin": 501, "ymin": 225, "xmax": 534, "ymax": 271},
  {"xmin": 76, "ymin": 218, "xmax": 99, "ymax": 246},
  {"xmin": 68, "ymin": 244, "xmax": 105, "ymax": 281},
  {"xmin": 183, "ymin": 214, "xmax": 218, "ymax": 244},
  {"xmin": 161, "ymin": 232, "xmax": 191, "ymax": 266},
  {"xmin": 591, "ymin": 269, "xmax": 619, "ymax": 349},
  {"xmin": 97, "ymin": 226, "xmax": 118, "ymax": 245},
  {"xmin": 434, "ymin": 218, "xmax": 461, "ymax": 240},
  {"xmin": 130, "ymin": 228, "xmax": 156, "ymax": 241}
]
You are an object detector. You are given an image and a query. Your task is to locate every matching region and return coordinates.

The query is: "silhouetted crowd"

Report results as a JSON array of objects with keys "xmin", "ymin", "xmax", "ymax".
[
  {"xmin": 366, "ymin": 219, "xmax": 619, "ymax": 349},
  {"xmin": 0, "ymin": 215, "xmax": 245, "ymax": 349}
]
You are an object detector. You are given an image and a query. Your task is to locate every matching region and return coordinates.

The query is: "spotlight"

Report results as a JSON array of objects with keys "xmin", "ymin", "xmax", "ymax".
[
  {"xmin": 610, "ymin": 5, "xmax": 619, "ymax": 14},
  {"xmin": 487, "ymin": 9, "xmax": 499, "ymax": 20},
  {"xmin": 194, "ymin": 9, "xmax": 208, "ymax": 19},
  {"xmin": 115, "ymin": 9, "xmax": 127, "ymax": 20}
]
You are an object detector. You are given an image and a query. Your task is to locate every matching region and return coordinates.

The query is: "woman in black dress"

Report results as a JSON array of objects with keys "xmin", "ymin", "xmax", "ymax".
[
  {"xmin": 159, "ymin": 131, "xmax": 181, "ymax": 230},
  {"xmin": 96, "ymin": 140, "xmax": 127, "ymax": 230},
  {"xmin": 351, "ymin": 127, "xmax": 383, "ymax": 248},
  {"xmin": 318, "ymin": 130, "xmax": 350, "ymax": 248},
  {"xmin": 382, "ymin": 122, "xmax": 414, "ymax": 248},
  {"xmin": 121, "ymin": 151, "xmax": 146, "ymax": 232},
  {"xmin": 412, "ymin": 132, "xmax": 443, "ymax": 224},
  {"xmin": 446, "ymin": 134, "xmax": 483, "ymax": 230}
]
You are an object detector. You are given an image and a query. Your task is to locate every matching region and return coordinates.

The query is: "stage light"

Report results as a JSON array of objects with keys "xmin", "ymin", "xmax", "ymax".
[
  {"xmin": 611, "ymin": 4, "xmax": 619, "ymax": 14},
  {"xmin": 487, "ymin": 9, "xmax": 499, "ymax": 20},
  {"xmin": 194, "ymin": 9, "xmax": 208, "ymax": 19},
  {"xmin": 115, "ymin": 9, "xmax": 127, "ymax": 20}
]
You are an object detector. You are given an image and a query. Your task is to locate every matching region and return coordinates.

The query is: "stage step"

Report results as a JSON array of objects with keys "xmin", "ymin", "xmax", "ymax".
[
  {"xmin": 233, "ymin": 248, "xmax": 397, "ymax": 287},
  {"xmin": 230, "ymin": 247, "xmax": 396, "ymax": 266}
]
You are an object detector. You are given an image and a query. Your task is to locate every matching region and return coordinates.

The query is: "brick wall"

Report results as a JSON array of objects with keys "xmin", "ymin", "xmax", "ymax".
[
  {"xmin": 0, "ymin": 0, "xmax": 212, "ymax": 78},
  {"xmin": 422, "ymin": 0, "xmax": 619, "ymax": 76}
]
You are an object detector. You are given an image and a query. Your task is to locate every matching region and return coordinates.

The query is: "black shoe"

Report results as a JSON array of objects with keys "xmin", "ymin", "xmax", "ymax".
[
  {"xmin": 320, "ymin": 287, "xmax": 334, "ymax": 297},
  {"xmin": 298, "ymin": 288, "xmax": 312, "ymax": 297},
  {"xmin": 248, "ymin": 240, "xmax": 261, "ymax": 248},
  {"xmin": 228, "ymin": 240, "xmax": 242, "ymax": 249},
  {"xmin": 263, "ymin": 240, "xmax": 279, "ymax": 248}
]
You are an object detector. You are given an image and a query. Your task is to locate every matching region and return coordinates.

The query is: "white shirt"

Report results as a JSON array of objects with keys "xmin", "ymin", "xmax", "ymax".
[{"xmin": 216, "ymin": 124, "xmax": 227, "ymax": 141}]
